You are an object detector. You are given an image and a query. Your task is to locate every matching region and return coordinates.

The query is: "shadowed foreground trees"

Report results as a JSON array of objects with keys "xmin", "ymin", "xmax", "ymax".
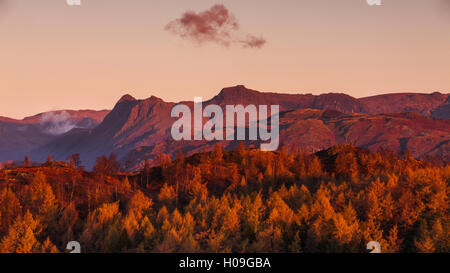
[{"xmin": 0, "ymin": 145, "xmax": 448, "ymax": 253}]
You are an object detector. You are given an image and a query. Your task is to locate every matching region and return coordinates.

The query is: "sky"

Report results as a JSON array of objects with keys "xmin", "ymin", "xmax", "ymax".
[{"xmin": 0, "ymin": 0, "xmax": 449, "ymax": 119}]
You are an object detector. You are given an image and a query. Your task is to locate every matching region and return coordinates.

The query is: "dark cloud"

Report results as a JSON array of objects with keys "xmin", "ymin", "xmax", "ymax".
[{"xmin": 165, "ymin": 4, "xmax": 266, "ymax": 49}]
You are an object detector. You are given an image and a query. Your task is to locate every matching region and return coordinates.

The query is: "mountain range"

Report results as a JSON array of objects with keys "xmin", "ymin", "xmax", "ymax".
[
  {"xmin": 0, "ymin": 110, "xmax": 109, "ymax": 163},
  {"xmin": 0, "ymin": 85, "xmax": 448, "ymax": 169}
]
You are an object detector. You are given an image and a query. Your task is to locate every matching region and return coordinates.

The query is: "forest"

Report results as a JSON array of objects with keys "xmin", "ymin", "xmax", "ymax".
[{"xmin": 0, "ymin": 144, "xmax": 448, "ymax": 253}]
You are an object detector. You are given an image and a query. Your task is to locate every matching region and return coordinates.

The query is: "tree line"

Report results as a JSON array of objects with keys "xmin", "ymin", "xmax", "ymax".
[{"xmin": 0, "ymin": 144, "xmax": 448, "ymax": 253}]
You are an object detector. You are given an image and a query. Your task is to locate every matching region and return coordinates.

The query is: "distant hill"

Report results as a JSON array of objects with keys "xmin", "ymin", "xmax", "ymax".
[
  {"xmin": 24, "ymin": 86, "xmax": 448, "ymax": 169},
  {"xmin": 0, "ymin": 110, "xmax": 109, "ymax": 162},
  {"xmin": 359, "ymin": 92, "xmax": 449, "ymax": 119}
]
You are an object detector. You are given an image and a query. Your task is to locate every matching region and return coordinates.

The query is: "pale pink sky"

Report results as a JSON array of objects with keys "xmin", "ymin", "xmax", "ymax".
[{"xmin": 0, "ymin": 0, "xmax": 449, "ymax": 119}]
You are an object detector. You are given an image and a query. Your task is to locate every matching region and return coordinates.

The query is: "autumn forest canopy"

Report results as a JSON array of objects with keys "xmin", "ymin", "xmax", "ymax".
[{"xmin": 0, "ymin": 144, "xmax": 448, "ymax": 253}]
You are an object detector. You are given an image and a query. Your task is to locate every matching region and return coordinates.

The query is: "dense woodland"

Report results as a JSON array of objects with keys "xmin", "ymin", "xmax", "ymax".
[{"xmin": 0, "ymin": 144, "xmax": 448, "ymax": 253}]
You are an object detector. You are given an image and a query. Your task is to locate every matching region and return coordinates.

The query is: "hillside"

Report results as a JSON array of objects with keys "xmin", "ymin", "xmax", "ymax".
[
  {"xmin": 0, "ymin": 110, "xmax": 109, "ymax": 162},
  {"xmin": 0, "ymin": 86, "xmax": 447, "ymax": 168},
  {"xmin": 0, "ymin": 145, "xmax": 447, "ymax": 253}
]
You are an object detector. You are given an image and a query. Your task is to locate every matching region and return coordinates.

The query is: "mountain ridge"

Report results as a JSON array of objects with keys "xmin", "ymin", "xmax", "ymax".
[{"xmin": 1, "ymin": 86, "xmax": 448, "ymax": 168}]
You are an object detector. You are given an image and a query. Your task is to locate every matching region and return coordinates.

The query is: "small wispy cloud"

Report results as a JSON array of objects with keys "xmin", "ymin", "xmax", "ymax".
[
  {"xmin": 165, "ymin": 4, "xmax": 266, "ymax": 49},
  {"xmin": 240, "ymin": 35, "xmax": 267, "ymax": 49},
  {"xmin": 40, "ymin": 111, "xmax": 77, "ymax": 135}
]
